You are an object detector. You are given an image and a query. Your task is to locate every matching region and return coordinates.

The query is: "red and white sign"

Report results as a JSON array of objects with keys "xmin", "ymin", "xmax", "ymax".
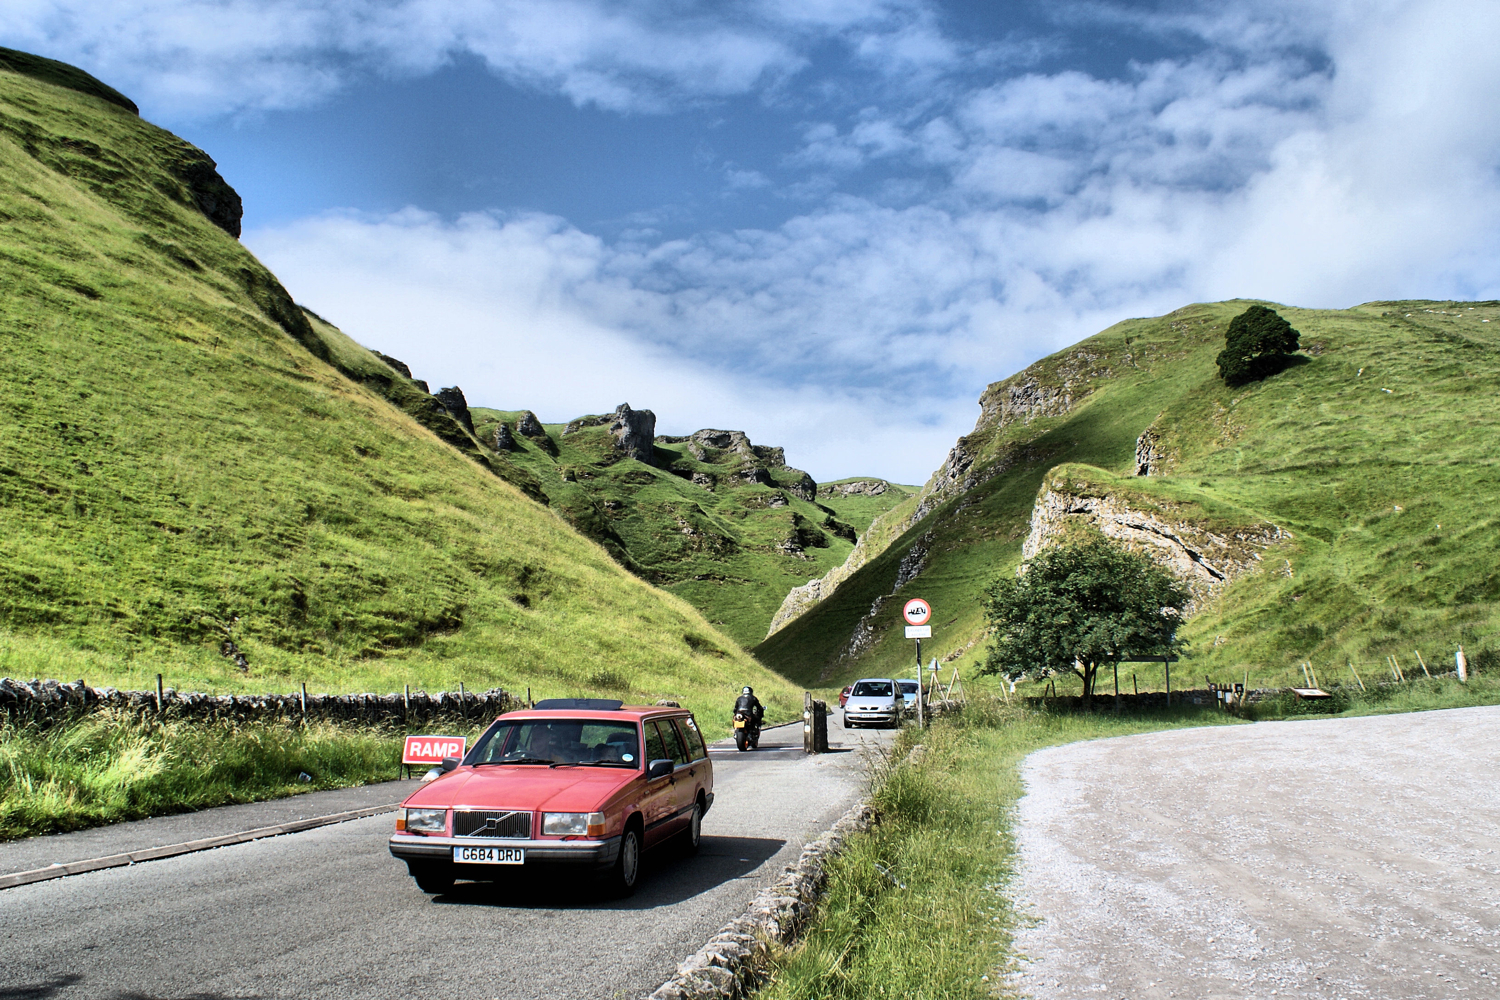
[
  {"xmin": 402, "ymin": 735, "xmax": 466, "ymax": 765},
  {"xmin": 902, "ymin": 598, "xmax": 932, "ymax": 626}
]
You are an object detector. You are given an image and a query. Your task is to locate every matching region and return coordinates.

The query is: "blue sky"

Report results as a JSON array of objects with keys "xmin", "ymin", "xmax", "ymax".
[{"xmin": 6, "ymin": 1, "xmax": 1500, "ymax": 483}]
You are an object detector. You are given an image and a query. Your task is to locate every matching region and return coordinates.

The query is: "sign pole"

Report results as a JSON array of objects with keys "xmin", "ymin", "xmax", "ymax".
[{"xmin": 915, "ymin": 637, "xmax": 924, "ymax": 728}]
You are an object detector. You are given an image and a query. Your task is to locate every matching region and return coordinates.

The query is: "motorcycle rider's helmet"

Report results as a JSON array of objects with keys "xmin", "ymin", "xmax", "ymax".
[{"xmin": 742, "ymin": 686, "xmax": 753, "ymax": 695}]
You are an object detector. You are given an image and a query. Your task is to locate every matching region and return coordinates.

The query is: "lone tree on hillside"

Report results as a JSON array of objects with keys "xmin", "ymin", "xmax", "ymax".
[
  {"xmin": 979, "ymin": 538, "xmax": 1190, "ymax": 710},
  {"xmin": 1216, "ymin": 305, "xmax": 1301, "ymax": 386}
]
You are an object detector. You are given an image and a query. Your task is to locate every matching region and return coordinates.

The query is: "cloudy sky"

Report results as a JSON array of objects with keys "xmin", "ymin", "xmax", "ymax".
[{"xmin": 6, "ymin": 1, "xmax": 1500, "ymax": 483}]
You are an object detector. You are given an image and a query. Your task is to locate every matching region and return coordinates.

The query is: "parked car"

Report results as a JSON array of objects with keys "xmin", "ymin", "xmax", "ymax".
[
  {"xmin": 838, "ymin": 684, "xmax": 853, "ymax": 708},
  {"xmin": 898, "ymin": 679, "xmax": 920, "ymax": 711},
  {"xmin": 842, "ymin": 678, "xmax": 903, "ymax": 729},
  {"xmin": 388, "ymin": 698, "xmax": 714, "ymax": 897}
]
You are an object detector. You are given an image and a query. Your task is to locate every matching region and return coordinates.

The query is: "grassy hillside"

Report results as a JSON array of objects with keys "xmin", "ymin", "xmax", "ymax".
[
  {"xmin": 0, "ymin": 50, "xmax": 803, "ymax": 727},
  {"xmin": 757, "ymin": 299, "xmax": 1500, "ymax": 692},
  {"xmin": 468, "ymin": 407, "xmax": 912, "ymax": 648}
]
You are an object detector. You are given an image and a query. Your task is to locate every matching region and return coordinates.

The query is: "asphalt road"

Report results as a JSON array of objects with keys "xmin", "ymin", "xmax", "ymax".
[
  {"xmin": 1008, "ymin": 706, "xmax": 1500, "ymax": 1000},
  {"xmin": 0, "ymin": 718, "xmax": 896, "ymax": 1000}
]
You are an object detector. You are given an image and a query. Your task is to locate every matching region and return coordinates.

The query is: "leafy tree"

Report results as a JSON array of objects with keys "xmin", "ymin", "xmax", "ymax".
[
  {"xmin": 1216, "ymin": 305, "xmax": 1301, "ymax": 386},
  {"xmin": 980, "ymin": 539, "xmax": 1190, "ymax": 710}
]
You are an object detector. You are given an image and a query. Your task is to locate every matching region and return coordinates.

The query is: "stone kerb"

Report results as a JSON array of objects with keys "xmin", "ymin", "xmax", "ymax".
[
  {"xmin": 646, "ymin": 799, "xmax": 877, "ymax": 1000},
  {"xmin": 0, "ymin": 677, "xmax": 516, "ymax": 728}
]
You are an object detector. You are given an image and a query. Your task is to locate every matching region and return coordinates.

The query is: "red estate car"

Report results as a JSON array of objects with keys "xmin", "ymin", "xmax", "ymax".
[{"xmin": 388, "ymin": 699, "xmax": 714, "ymax": 896}]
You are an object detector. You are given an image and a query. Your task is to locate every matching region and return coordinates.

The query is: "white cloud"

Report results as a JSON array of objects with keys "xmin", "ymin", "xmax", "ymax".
[
  {"xmin": 0, "ymin": 0, "xmax": 942, "ymax": 118},
  {"xmin": 243, "ymin": 0, "xmax": 1500, "ymax": 486}
]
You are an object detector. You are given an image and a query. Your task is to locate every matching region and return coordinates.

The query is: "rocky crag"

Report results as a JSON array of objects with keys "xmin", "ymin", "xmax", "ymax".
[{"xmin": 466, "ymin": 408, "xmax": 910, "ymax": 647}]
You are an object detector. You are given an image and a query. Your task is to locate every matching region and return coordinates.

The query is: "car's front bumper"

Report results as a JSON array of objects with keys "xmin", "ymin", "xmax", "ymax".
[
  {"xmin": 389, "ymin": 834, "xmax": 622, "ymax": 867},
  {"xmin": 844, "ymin": 708, "xmax": 900, "ymax": 724}
]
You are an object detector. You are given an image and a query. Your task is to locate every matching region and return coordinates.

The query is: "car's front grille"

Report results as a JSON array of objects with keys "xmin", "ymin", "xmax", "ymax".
[{"xmin": 453, "ymin": 809, "xmax": 532, "ymax": 838}]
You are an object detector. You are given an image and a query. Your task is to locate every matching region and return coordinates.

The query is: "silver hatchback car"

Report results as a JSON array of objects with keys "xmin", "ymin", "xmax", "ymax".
[{"xmin": 842, "ymin": 678, "xmax": 903, "ymax": 729}]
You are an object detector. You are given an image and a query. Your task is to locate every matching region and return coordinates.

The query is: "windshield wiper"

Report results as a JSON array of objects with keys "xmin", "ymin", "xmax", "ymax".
[
  {"xmin": 475, "ymin": 755, "xmax": 554, "ymax": 766},
  {"xmin": 549, "ymin": 759, "xmax": 635, "ymax": 768}
]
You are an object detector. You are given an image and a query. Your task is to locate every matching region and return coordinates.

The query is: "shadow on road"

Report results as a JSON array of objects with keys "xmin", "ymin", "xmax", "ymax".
[
  {"xmin": 430, "ymin": 834, "xmax": 786, "ymax": 910},
  {"xmin": 0, "ymin": 974, "xmax": 261, "ymax": 1000}
]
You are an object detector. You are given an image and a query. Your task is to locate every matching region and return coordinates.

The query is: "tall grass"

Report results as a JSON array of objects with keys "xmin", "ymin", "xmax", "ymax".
[{"xmin": 0, "ymin": 712, "xmax": 406, "ymax": 841}]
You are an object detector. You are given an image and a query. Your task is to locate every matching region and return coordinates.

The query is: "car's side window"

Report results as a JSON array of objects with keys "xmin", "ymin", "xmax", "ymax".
[
  {"xmin": 644, "ymin": 720, "xmax": 671, "ymax": 770},
  {"xmin": 677, "ymin": 716, "xmax": 708, "ymax": 760},
  {"xmin": 659, "ymin": 720, "xmax": 692, "ymax": 766}
]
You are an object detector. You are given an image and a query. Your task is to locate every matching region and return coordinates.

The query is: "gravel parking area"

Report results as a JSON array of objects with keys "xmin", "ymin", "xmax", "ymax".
[{"xmin": 1009, "ymin": 706, "xmax": 1500, "ymax": 1000}]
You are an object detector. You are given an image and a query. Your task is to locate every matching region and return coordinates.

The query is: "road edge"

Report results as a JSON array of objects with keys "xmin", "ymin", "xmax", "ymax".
[
  {"xmin": 645, "ymin": 797, "xmax": 876, "ymax": 1000},
  {"xmin": 0, "ymin": 803, "xmax": 397, "ymax": 891}
]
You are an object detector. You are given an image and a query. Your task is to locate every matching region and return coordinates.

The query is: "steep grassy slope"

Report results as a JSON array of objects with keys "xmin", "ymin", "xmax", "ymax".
[
  {"xmin": 757, "ymin": 300, "xmax": 1500, "ymax": 690},
  {"xmin": 0, "ymin": 52, "xmax": 802, "ymax": 725},
  {"xmin": 466, "ymin": 407, "xmax": 913, "ymax": 648}
]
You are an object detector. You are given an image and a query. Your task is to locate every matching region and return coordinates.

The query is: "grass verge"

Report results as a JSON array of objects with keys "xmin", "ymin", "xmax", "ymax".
[
  {"xmin": 0, "ymin": 711, "xmax": 442, "ymax": 841},
  {"xmin": 760, "ymin": 679, "xmax": 1500, "ymax": 999}
]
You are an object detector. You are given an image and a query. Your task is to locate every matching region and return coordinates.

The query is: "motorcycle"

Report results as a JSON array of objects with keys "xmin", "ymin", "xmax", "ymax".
[{"xmin": 732, "ymin": 709, "xmax": 761, "ymax": 751}]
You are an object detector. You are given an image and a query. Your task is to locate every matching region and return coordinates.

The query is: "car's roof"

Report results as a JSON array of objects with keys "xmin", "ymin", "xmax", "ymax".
[
  {"xmin": 495, "ymin": 706, "xmax": 688, "ymax": 723},
  {"xmin": 852, "ymin": 677, "xmax": 898, "ymax": 683}
]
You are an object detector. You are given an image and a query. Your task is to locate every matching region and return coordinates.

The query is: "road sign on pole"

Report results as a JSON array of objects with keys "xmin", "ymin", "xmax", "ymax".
[{"xmin": 904, "ymin": 599, "xmax": 932, "ymax": 727}]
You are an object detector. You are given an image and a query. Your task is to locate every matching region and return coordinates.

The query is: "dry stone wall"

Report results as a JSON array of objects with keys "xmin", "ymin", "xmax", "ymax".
[{"xmin": 0, "ymin": 677, "xmax": 516, "ymax": 728}]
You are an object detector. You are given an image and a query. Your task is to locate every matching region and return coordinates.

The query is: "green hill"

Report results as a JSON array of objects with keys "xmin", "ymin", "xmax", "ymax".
[
  {"xmin": 463, "ymin": 406, "xmax": 913, "ymax": 648},
  {"xmin": 0, "ymin": 49, "xmax": 803, "ymax": 725},
  {"xmin": 756, "ymin": 300, "xmax": 1500, "ymax": 691}
]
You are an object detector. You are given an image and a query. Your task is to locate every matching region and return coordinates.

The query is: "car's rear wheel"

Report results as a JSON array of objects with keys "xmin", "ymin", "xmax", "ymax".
[
  {"xmin": 410, "ymin": 862, "xmax": 454, "ymax": 894},
  {"xmin": 606, "ymin": 824, "xmax": 642, "ymax": 897},
  {"xmin": 683, "ymin": 799, "xmax": 703, "ymax": 855}
]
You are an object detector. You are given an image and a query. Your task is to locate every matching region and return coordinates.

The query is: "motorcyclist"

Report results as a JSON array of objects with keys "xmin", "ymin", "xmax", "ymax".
[{"xmin": 733, "ymin": 686, "xmax": 764, "ymax": 727}]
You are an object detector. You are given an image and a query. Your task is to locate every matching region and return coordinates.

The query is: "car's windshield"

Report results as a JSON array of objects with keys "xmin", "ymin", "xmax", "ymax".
[
  {"xmin": 467, "ymin": 719, "xmax": 641, "ymax": 767},
  {"xmin": 899, "ymin": 681, "xmax": 918, "ymax": 695},
  {"xmin": 852, "ymin": 681, "xmax": 894, "ymax": 697}
]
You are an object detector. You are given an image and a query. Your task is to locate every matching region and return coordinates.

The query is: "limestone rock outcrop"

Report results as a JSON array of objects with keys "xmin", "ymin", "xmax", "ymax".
[
  {"xmin": 1135, "ymin": 423, "xmax": 1169, "ymax": 476},
  {"xmin": 608, "ymin": 403, "xmax": 657, "ymax": 464},
  {"xmin": 374, "ymin": 352, "xmax": 413, "ymax": 380},
  {"xmin": 819, "ymin": 480, "xmax": 888, "ymax": 498},
  {"xmin": 1021, "ymin": 475, "xmax": 1290, "ymax": 605},
  {"xmin": 493, "ymin": 421, "xmax": 517, "ymax": 451},
  {"xmin": 564, "ymin": 403, "xmax": 658, "ymax": 464},
  {"xmin": 516, "ymin": 411, "xmax": 546, "ymax": 438},
  {"xmin": 434, "ymin": 386, "xmax": 475, "ymax": 434}
]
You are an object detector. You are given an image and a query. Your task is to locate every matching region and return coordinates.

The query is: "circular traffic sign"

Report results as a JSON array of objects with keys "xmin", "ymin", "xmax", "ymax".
[{"xmin": 902, "ymin": 598, "xmax": 932, "ymax": 626}]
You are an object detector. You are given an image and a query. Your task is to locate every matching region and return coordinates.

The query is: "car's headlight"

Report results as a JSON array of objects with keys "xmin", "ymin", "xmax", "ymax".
[
  {"xmin": 397, "ymin": 807, "xmax": 447, "ymax": 834},
  {"xmin": 543, "ymin": 811, "xmax": 607, "ymax": 837}
]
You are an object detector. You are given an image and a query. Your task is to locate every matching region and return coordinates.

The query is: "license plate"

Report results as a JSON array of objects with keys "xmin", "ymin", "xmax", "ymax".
[
  {"xmin": 733, "ymin": 719, "xmax": 745, "ymax": 728},
  {"xmin": 453, "ymin": 845, "xmax": 525, "ymax": 865}
]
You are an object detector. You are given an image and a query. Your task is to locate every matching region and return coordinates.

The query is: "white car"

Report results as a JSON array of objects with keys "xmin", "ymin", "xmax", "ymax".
[
  {"xmin": 842, "ymin": 678, "xmax": 903, "ymax": 729},
  {"xmin": 898, "ymin": 679, "xmax": 919, "ymax": 711}
]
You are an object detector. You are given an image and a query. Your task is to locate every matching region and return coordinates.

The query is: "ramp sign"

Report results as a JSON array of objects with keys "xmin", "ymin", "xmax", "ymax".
[{"xmin": 402, "ymin": 735, "xmax": 467, "ymax": 765}]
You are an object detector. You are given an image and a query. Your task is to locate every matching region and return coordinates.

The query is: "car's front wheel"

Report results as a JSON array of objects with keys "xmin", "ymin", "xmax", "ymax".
[
  {"xmin": 410, "ymin": 862, "xmax": 454, "ymax": 894},
  {"xmin": 606, "ymin": 825, "xmax": 642, "ymax": 897}
]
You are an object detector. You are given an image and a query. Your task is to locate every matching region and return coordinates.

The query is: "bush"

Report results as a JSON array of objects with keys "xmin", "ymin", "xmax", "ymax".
[{"xmin": 1216, "ymin": 305, "xmax": 1301, "ymax": 386}]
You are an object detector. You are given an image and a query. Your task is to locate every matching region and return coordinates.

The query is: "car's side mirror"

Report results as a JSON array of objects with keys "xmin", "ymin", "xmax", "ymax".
[
  {"xmin": 647, "ymin": 758, "xmax": 674, "ymax": 781},
  {"xmin": 440, "ymin": 756, "xmax": 461, "ymax": 773}
]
